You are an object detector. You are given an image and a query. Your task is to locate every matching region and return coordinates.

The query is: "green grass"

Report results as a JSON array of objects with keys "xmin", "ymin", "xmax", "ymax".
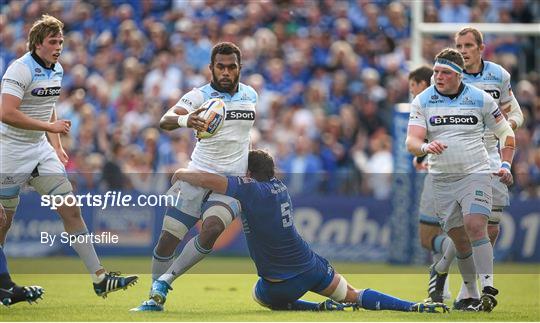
[{"xmin": 1, "ymin": 257, "xmax": 539, "ymax": 321}]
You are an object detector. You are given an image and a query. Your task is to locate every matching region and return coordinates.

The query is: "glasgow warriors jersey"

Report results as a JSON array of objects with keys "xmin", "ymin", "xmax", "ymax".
[
  {"xmin": 1, "ymin": 52, "xmax": 63, "ymax": 144},
  {"xmin": 174, "ymin": 83, "xmax": 257, "ymax": 175},
  {"xmin": 225, "ymin": 176, "xmax": 316, "ymax": 280},
  {"xmin": 409, "ymin": 83, "xmax": 509, "ymax": 179},
  {"xmin": 463, "ymin": 61, "xmax": 515, "ymax": 171}
]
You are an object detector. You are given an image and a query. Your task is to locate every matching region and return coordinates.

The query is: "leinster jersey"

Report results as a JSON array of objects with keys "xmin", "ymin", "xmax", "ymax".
[
  {"xmin": 463, "ymin": 60, "xmax": 515, "ymax": 171},
  {"xmin": 409, "ymin": 83, "xmax": 509, "ymax": 179},
  {"xmin": 174, "ymin": 83, "xmax": 257, "ymax": 175},
  {"xmin": 225, "ymin": 176, "xmax": 317, "ymax": 280},
  {"xmin": 1, "ymin": 52, "xmax": 63, "ymax": 144}
]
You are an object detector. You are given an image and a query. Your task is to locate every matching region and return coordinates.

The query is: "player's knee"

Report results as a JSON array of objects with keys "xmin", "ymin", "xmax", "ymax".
[
  {"xmin": 464, "ymin": 216, "xmax": 487, "ymax": 240},
  {"xmin": 0, "ymin": 196, "xmax": 19, "ymax": 213},
  {"xmin": 252, "ymin": 281, "xmax": 271, "ymax": 309},
  {"xmin": 161, "ymin": 215, "xmax": 190, "ymax": 241},
  {"xmin": 329, "ymin": 275, "xmax": 348, "ymax": 302},
  {"xmin": 30, "ymin": 175, "xmax": 73, "ymax": 196},
  {"xmin": 199, "ymin": 216, "xmax": 225, "ymax": 247},
  {"xmin": 202, "ymin": 204, "xmax": 233, "ymax": 228}
]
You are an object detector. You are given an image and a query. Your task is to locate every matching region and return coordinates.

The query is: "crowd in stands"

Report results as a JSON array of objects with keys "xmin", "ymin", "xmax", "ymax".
[{"xmin": 1, "ymin": 0, "xmax": 539, "ymax": 199}]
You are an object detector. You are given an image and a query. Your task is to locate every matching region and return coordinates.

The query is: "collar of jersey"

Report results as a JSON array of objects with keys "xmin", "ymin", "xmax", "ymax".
[
  {"xmin": 31, "ymin": 51, "xmax": 56, "ymax": 71},
  {"xmin": 463, "ymin": 59, "xmax": 485, "ymax": 77},
  {"xmin": 210, "ymin": 81, "xmax": 239, "ymax": 96},
  {"xmin": 434, "ymin": 82, "xmax": 465, "ymax": 100}
]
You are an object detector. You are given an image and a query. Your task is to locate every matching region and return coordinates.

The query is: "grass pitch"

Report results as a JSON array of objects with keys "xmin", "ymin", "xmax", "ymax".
[{"xmin": 1, "ymin": 257, "xmax": 539, "ymax": 321}]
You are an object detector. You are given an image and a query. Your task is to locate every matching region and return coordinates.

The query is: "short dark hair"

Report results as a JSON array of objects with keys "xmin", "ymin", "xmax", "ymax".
[
  {"xmin": 409, "ymin": 65, "xmax": 433, "ymax": 84},
  {"xmin": 434, "ymin": 48, "xmax": 465, "ymax": 70},
  {"xmin": 248, "ymin": 150, "xmax": 275, "ymax": 182},
  {"xmin": 210, "ymin": 42, "xmax": 242, "ymax": 66}
]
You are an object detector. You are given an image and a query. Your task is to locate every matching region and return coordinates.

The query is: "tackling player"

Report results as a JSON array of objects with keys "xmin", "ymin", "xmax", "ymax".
[
  {"xmin": 164, "ymin": 150, "xmax": 449, "ymax": 313},
  {"xmin": 406, "ymin": 48, "xmax": 515, "ymax": 312},
  {"xmin": 132, "ymin": 42, "xmax": 257, "ymax": 311},
  {"xmin": 427, "ymin": 27, "xmax": 524, "ymax": 310},
  {"xmin": 0, "ymin": 15, "xmax": 137, "ymax": 299}
]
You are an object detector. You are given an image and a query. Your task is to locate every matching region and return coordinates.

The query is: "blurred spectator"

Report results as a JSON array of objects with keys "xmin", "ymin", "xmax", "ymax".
[{"xmin": 280, "ymin": 136, "xmax": 323, "ymax": 196}]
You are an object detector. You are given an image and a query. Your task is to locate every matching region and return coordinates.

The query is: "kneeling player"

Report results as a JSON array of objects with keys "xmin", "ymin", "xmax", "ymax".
[{"xmin": 135, "ymin": 150, "xmax": 449, "ymax": 313}]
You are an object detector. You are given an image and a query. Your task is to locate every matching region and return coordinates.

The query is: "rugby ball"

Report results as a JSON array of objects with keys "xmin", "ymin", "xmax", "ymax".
[{"xmin": 196, "ymin": 98, "xmax": 226, "ymax": 139}]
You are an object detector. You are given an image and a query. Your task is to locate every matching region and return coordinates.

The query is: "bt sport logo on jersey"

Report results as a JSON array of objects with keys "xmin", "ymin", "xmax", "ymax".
[
  {"xmin": 429, "ymin": 115, "xmax": 478, "ymax": 126},
  {"xmin": 31, "ymin": 86, "xmax": 61, "ymax": 97}
]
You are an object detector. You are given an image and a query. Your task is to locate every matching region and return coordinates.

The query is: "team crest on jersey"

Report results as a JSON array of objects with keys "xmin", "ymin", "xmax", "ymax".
[
  {"xmin": 210, "ymin": 92, "xmax": 224, "ymax": 98},
  {"xmin": 484, "ymin": 72, "xmax": 498, "ymax": 81},
  {"xmin": 35, "ymin": 68, "xmax": 41, "ymax": 73},
  {"xmin": 460, "ymin": 96, "xmax": 474, "ymax": 105},
  {"xmin": 429, "ymin": 95, "xmax": 443, "ymax": 104}
]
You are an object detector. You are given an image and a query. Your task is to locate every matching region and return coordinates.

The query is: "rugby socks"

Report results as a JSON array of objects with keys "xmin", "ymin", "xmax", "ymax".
[
  {"xmin": 160, "ymin": 235, "xmax": 211, "ymax": 285},
  {"xmin": 471, "ymin": 238, "xmax": 494, "ymax": 288},
  {"xmin": 456, "ymin": 281, "xmax": 471, "ymax": 301},
  {"xmin": 0, "ymin": 246, "xmax": 14, "ymax": 288},
  {"xmin": 151, "ymin": 248, "xmax": 175, "ymax": 281},
  {"xmin": 357, "ymin": 288, "xmax": 415, "ymax": 311},
  {"xmin": 435, "ymin": 237, "xmax": 456, "ymax": 273},
  {"xmin": 456, "ymin": 252, "xmax": 480, "ymax": 299},
  {"xmin": 68, "ymin": 229, "xmax": 104, "ymax": 283}
]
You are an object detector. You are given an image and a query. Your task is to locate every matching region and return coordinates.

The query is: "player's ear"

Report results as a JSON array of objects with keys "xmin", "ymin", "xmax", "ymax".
[{"xmin": 479, "ymin": 43, "xmax": 485, "ymax": 53}]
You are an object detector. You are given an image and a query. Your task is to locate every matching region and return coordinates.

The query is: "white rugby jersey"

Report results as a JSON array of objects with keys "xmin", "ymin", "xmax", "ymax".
[
  {"xmin": 1, "ymin": 52, "xmax": 63, "ymax": 144},
  {"xmin": 175, "ymin": 83, "xmax": 257, "ymax": 175},
  {"xmin": 463, "ymin": 60, "xmax": 515, "ymax": 171},
  {"xmin": 409, "ymin": 83, "xmax": 509, "ymax": 178}
]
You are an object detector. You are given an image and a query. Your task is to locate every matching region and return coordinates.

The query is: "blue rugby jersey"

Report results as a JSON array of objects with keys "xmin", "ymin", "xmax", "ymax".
[{"xmin": 225, "ymin": 176, "xmax": 316, "ymax": 280}]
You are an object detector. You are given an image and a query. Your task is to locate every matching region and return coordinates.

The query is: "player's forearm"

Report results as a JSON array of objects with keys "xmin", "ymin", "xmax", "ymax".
[
  {"xmin": 499, "ymin": 146, "xmax": 515, "ymax": 165},
  {"xmin": 1, "ymin": 108, "xmax": 52, "ymax": 131},
  {"xmin": 159, "ymin": 107, "xmax": 189, "ymax": 131},
  {"xmin": 406, "ymin": 136, "xmax": 427, "ymax": 157},
  {"xmin": 176, "ymin": 170, "xmax": 228, "ymax": 194},
  {"xmin": 47, "ymin": 109, "xmax": 62, "ymax": 149},
  {"xmin": 159, "ymin": 113, "xmax": 182, "ymax": 131},
  {"xmin": 506, "ymin": 97, "xmax": 524, "ymax": 130}
]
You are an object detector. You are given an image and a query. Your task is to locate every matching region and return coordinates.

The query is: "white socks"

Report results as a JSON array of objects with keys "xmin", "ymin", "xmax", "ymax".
[{"xmin": 159, "ymin": 235, "xmax": 211, "ymax": 286}]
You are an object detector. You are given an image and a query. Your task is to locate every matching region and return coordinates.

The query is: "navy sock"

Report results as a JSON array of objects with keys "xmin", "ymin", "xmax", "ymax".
[
  {"xmin": 358, "ymin": 289, "xmax": 414, "ymax": 312},
  {"xmin": 0, "ymin": 247, "xmax": 14, "ymax": 288}
]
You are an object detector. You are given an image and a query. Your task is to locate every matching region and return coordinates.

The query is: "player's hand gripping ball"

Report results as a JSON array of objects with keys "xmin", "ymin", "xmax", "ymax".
[{"xmin": 196, "ymin": 98, "xmax": 226, "ymax": 139}]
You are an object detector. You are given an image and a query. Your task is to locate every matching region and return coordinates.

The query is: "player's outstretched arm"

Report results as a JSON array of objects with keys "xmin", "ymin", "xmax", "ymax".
[
  {"xmin": 172, "ymin": 168, "xmax": 228, "ymax": 194},
  {"xmin": 1, "ymin": 93, "xmax": 70, "ymax": 133},
  {"xmin": 159, "ymin": 106, "xmax": 207, "ymax": 131}
]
